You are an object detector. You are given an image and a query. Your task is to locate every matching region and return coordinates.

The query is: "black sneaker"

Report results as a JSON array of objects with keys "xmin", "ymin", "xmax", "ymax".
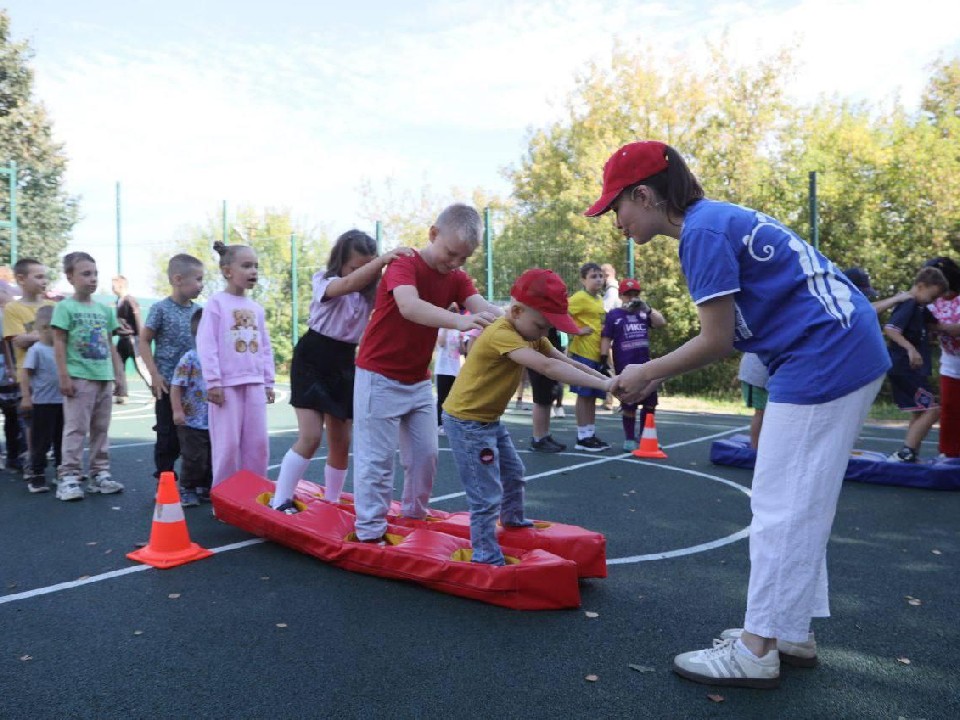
[
  {"xmin": 530, "ymin": 435, "xmax": 566, "ymax": 453},
  {"xmin": 274, "ymin": 500, "xmax": 300, "ymax": 515},
  {"xmin": 575, "ymin": 435, "xmax": 610, "ymax": 452},
  {"xmin": 26, "ymin": 476, "xmax": 50, "ymax": 494},
  {"xmin": 888, "ymin": 447, "xmax": 918, "ymax": 463}
]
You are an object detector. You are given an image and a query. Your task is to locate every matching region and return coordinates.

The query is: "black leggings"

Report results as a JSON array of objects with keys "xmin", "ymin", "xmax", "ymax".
[{"xmin": 436, "ymin": 375, "xmax": 456, "ymax": 426}]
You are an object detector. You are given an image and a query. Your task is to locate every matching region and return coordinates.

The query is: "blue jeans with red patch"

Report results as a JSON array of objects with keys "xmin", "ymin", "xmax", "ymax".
[{"xmin": 441, "ymin": 412, "xmax": 531, "ymax": 565}]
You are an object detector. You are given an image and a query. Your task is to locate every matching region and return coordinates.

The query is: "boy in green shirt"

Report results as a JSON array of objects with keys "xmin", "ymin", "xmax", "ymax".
[{"xmin": 52, "ymin": 252, "xmax": 127, "ymax": 501}]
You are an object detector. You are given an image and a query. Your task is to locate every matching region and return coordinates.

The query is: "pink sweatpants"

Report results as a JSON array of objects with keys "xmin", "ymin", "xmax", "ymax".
[{"xmin": 209, "ymin": 384, "xmax": 268, "ymax": 487}]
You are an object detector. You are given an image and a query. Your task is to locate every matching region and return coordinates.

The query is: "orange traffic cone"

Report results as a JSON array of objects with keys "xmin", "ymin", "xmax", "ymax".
[
  {"xmin": 632, "ymin": 413, "xmax": 668, "ymax": 459},
  {"xmin": 127, "ymin": 472, "xmax": 213, "ymax": 569}
]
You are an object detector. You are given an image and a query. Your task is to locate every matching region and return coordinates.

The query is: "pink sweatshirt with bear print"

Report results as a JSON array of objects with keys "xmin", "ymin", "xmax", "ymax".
[{"xmin": 197, "ymin": 291, "xmax": 275, "ymax": 389}]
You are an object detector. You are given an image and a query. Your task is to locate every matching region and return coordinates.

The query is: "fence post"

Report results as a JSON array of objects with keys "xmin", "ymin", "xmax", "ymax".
[
  {"xmin": 115, "ymin": 181, "xmax": 122, "ymax": 276},
  {"xmin": 808, "ymin": 171, "xmax": 819, "ymax": 251},
  {"xmin": 484, "ymin": 207, "xmax": 493, "ymax": 301},
  {"xmin": 375, "ymin": 220, "xmax": 383, "ymax": 255},
  {"xmin": 0, "ymin": 162, "xmax": 18, "ymax": 264},
  {"xmin": 222, "ymin": 200, "xmax": 228, "ymax": 245},
  {"xmin": 291, "ymin": 232, "xmax": 298, "ymax": 349},
  {"xmin": 627, "ymin": 236, "xmax": 635, "ymax": 279}
]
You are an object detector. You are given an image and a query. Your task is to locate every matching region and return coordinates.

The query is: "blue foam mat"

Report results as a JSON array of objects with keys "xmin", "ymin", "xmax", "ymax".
[{"xmin": 710, "ymin": 434, "xmax": 960, "ymax": 490}]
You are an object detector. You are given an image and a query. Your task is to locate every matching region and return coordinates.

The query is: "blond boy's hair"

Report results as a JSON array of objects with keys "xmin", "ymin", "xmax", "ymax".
[{"xmin": 435, "ymin": 204, "xmax": 483, "ymax": 249}]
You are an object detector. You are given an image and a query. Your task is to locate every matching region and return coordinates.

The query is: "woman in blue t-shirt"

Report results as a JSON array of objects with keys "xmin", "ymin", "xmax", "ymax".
[{"xmin": 586, "ymin": 141, "xmax": 890, "ymax": 690}]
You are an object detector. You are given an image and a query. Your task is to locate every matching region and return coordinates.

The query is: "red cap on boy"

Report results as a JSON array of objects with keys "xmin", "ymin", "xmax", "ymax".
[
  {"xmin": 584, "ymin": 141, "xmax": 669, "ymax": 217},
  {"xmin": 511, "ymin": 269, "xmax": 581, "ymax": 335},
  {"xmin": 618, "ymin": 278, "xmax": 642, "ymax": 294}
]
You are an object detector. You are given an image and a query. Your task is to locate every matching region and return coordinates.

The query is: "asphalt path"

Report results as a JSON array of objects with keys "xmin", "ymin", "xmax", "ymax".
[{"xmin": 1, "ymin": 390, "xmax": 957, "ymax": 719}]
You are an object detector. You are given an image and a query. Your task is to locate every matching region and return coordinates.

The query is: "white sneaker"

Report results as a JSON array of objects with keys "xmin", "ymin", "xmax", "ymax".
[
  {"xmin": 86, "ymin": 471, "xmax": 124, "ymax": 494},
  {"xmin": 438, "ymin": 426, "xmax": 446, "ymax": 437},
  {"xmin": 56, "ymin": 476, "xmax": 85, "ymax": 502},
  {"xmin": 673, "ymin": 637, "xmax": 780, "ymax": 689},
  {"xmin": 719, "ymin": 628, "xmax": 817, "ymax": 667},
  {"xmin": 552, "ymin": 406, "xmax": 565, "ymax": 418}
]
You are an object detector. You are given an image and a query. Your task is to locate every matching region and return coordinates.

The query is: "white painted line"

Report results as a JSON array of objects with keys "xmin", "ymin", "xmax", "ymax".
[
  {"xmin": 0, "ymin": 538, "xmax": 267, "ymax": 606},
  {"xmin": 608, "ymin": 528, "xmax": 751, "ymax": 564}
]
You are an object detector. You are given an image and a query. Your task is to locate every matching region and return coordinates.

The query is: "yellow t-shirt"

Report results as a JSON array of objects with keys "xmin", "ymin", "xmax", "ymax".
[
  {"xmin": 567, "ymin": 290, "xmax": 605, "ymax": 361},
  {"xmin": 3, "ymin": 299, "xmax": 54, "ymax": 371},
  {"xmin": 443, "ymin": 317, "xmax": 553, "ymax": 422}
]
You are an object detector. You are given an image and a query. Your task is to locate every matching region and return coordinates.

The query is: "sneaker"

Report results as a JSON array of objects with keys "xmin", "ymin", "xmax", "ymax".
[
  {"xmin": 575, "ymin": 435, "xmax": 610, "ymax": 452},
  {"xmin": 56, "ymin": 476, "xmax": 85, "ymax": 502},
  {"xmin": 622, "ymin": 439, "xmax": 639, "ymax": 452},
  {"xmin": 719, "ymin": 628, "xmax": 818, "ymax": 668},
  {"xmin": 274, "ymin": 500, "xmax": 300, "ymax": 515},
  {"xmin": 551, "ymin": 405, "xmax": 565, "ymax": 418},
  {"xmin": 673, "ymin": 637, "xmax": 780, "ymax": 689},
  {"xmin": 888, "ymin": 447, "xmax": 918, "ymax": 463},
  {"xmin": 197, "ymin": 487, "xmax": 212, "ymax": 503},
  {"xmin": 180, "ymin": 489, "xmax": 200, "ymax": 507},
  {"xmin": 530, "ymin": 435, "xmax": 566, "ymax": 453},
  {"xmin": 26, "ymin": 475, "xmax": 50, "ymax": 494},
  {"xmin": 437, "ymin": 426, "xmax": 446, "ymax": 437},
  {"xmin": 86, "ymin": 471, "xmax": 124, "ymax": 494}
]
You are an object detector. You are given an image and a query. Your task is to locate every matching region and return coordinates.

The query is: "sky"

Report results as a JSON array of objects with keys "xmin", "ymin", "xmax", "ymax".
[{"xmin": 5, "ymin": 0, "xmax": 960, "ymax": 296}]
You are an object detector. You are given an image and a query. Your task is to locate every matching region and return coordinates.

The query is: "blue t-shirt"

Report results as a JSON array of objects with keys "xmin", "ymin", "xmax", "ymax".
[
  {"xmin": 602, "ymin": 307, "xmax": 651, "ymax": 371},
  {"xmin": 679, "ymin": 199, "xmax": 890, "ymax": 404},
  {"xmin": 144, "ymin": 298, "xmax": 199, "ymax": 381},
  {"xmin": 885, "ymin": 299, "xmax": 934, "ymax": 376},
  {"xmin": 170, "ymin": 349, "xmax": 208, "ymax": 430},
  {"xmin": 23, "ymin": 343, "xmax": 63, "ymax": 404}
]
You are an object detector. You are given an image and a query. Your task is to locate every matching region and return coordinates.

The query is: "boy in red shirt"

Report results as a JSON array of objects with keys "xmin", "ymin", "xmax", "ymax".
[{"xmin": 353, "ymin": 204, "xmax": 500, "ymax": 543}]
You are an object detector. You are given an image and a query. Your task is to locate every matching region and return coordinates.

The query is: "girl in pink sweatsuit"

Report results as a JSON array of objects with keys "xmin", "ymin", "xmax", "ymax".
[{"xmin": 197, "ymin": 241, "xmax": 275, "ymax": 487}]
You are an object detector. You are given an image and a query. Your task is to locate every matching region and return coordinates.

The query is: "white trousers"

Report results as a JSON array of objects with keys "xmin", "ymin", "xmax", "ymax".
[
  {"xmin": 744, "ymin": 376, "xmax": 882, "ymax": 643},
  {"xmin": 352, "ymin": 368, "xmax": 438, "ymax": 541}
]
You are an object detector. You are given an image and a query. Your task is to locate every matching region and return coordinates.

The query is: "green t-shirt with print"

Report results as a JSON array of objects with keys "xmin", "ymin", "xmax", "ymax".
[{"xmin": 51, "ymin": 298, "xmax": 119, "ymax": 381}]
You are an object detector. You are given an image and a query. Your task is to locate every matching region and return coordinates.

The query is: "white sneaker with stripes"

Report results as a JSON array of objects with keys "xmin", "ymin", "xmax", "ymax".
[{"xmin": 673, "ymin": 637, "xmax": 780, "ymax": 689}]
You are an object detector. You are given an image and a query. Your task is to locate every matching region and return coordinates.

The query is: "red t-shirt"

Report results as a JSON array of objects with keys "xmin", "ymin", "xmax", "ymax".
[{"xmin": 356, "ymin": 252, "xmax": 478, "ymax": 383}]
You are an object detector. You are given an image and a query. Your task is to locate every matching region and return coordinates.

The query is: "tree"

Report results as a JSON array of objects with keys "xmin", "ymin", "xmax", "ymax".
[
  {"xmin": 152, "ymin": 206, "xmax": 331, "ymax": 371},
  {"xmin": 0, "ymin": 11, "xmax": 78, "ymax": 269}
]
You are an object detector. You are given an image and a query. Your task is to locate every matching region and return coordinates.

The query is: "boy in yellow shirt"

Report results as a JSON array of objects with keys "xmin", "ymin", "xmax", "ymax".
[
  {"xmin": 567, "ymin": 262, "xmax": 610, "ymax": 451},
  {"xmin": 442, "ymin": 269, "xmax": 616, "ymax": 565}
]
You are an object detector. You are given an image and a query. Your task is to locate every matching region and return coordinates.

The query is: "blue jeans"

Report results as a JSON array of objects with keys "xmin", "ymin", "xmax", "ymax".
[{"xmin": 442, "ymin": 412, "xmax": 531, "ymax": 565}]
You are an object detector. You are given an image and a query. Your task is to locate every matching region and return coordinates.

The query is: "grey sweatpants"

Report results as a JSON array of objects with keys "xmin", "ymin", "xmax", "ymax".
[{"xmin": 352, "ymin": 368, "xmax": 438, "ymax": 541}]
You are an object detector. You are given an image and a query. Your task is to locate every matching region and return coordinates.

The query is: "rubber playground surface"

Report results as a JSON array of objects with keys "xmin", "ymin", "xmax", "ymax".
[{"xmin": 1, "ymin": 387, "xmax": 958, "ymax": 720}]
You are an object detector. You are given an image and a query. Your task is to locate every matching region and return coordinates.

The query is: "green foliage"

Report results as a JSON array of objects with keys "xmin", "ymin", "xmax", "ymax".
[
  {"xmin": 152, "ymin": 206, "xmax": 331, "ymax": 371},
  {"xmin": 0, "ymin": 11, "xmax": 78, "ymax": 269},
  {"xmin": 497, "ymin": 44, "xmax": 960, "ymax": 394}
]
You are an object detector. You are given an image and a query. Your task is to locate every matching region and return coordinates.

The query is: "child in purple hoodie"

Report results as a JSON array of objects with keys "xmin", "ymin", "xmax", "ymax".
[{"xmin": 197, "ymin": 241, "xmax": 275, "ymax": 487}]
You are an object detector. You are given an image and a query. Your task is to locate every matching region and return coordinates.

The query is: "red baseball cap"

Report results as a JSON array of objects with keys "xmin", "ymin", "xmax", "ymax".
[
  {"xmin": 584, "ymin": 141, "xmax": 669, "ymax": 217},
  {"xmin": 618, "ymin": 278, "xmax": 642, "ymax": 294},
  {"xmin": 511, "ymin": 269, "xmax": 580, "ymax": 335}
]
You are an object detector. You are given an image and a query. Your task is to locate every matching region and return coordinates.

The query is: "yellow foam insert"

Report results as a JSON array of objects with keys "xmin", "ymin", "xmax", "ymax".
[
  {"xmin": 344, "ymin": 532, "xmax": 403, "ymax": 546},
  {"xmin": 451, "ymin": 549, "xmax": 520, "ymax": 565}
]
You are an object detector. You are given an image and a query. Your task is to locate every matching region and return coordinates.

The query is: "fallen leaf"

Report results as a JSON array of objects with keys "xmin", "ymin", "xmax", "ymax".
[
  {"xmin": 260, "ymin": 576, "xmax": 270, "ymax": 580},
  {"xmin": 584, "ymin": 674, "xmax": 598, "ymax": 682},
  {"xmin": 133, "ymin": 630, "xmax": 143, "ymax": 636},
  {"xmin": 629, "ymin": 509, "xmax": 636, "ymax": 512},
  {"xmin": 76, "ymin": 575, "xmax": 90, "ymax": 581},
  {"xmin": 906, "ymin": 597, "xmax": 922, "ymax": 606},
  {"xmin": 104, "ymin": 549, "xmax": 112, "ymax": 555},
  {"xmin": 6, "ymin": 583, "xmax": 16, "ymax": 589},
  {"xmin": 628, "ymin": 664, "xmax": 655, "ymax": 673},
  {"xmin": 111, "ymin": 506, "xmax": 121, "ymax": 511},
  {"xmin": 86, "ymin": 542, "xmax": 97, "ymax": 546},
  {"xmin": 622, "ymin": 493, "xmax": 629, "ymax": 497},
  {"xmin": 276, "ymin": 623, "xmax": 288, "ymax": 628},
  {"xmin": 19, "ymin": 655, "xmax": 32, "ymax": 661},
  {"xmin": 134, "ymin": 541, "xmax": 147, "ymax": 548},
  {"xmin": 629, "ymin": 490, "xmax": 636, "ymax": 494},
  {"xmin": 931, "ymin": 549, "xmax": 942, "ymax": 555},
  {"xmin": 707, "ymin": 694, "xmax": 725, "ymax": 703},
  {"xmin": 584, "ymin": 611, "xmax": 599, "ymax": 618},
  {"xmin": 168, "ymin": 593, "xmax": 180, "ymax": 600},
  {"xmin": 897, "ymin": 657, "xmax": 911, "ymax": 665}
]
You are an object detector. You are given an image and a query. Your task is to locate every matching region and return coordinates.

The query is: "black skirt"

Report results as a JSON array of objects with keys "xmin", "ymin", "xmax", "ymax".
[{"xmin": 289, "ymin": 329, "xmax": 358, "ymax": 420}]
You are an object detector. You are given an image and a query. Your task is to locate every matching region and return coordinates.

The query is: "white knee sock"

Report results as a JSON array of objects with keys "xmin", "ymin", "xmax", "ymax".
[
  {"xmin": 324, "ymin": 465, "xmax": 348, "ymax": 503},
  {"xmin": 271, "ymin": 449, "xmax": 311, "ymax": 508}
]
